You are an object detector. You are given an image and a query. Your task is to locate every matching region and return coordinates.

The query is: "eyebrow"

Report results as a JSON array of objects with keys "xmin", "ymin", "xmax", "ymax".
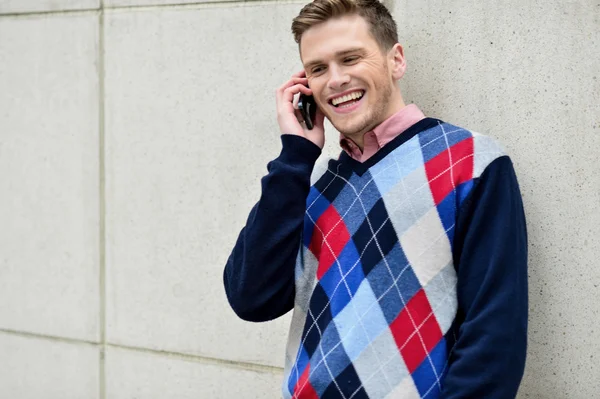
[{"xmin": 304, "ymin": 47, "xmax": 365, "ymax": 70}]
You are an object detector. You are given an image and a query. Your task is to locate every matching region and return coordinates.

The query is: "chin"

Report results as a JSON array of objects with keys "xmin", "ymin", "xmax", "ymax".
[
  {"xmin": 338, "ymin": 126, "xmax": 363, "ymax": 137},
  {"xmin": 335, "ymin": 117, "xmax": 371, "ymax": 137}
]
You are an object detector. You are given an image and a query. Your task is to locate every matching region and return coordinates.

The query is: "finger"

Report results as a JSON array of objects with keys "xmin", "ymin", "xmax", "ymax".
[
  {"xmin": 291, "ymin": 77, "xmax": 308, "ymax": 84},
  {"xmin": 278, "ymin": 77, "xmax": 309, "ymax": 94},
  {"xmin": 282, "ymin": 83, "xmax": 312, "ymax": 102},
  {"xmin": 288, "ymin": 77, "xmax": 309, "ymax": 89},
  {"xmin": 292, "ymin": 70, "xmax": 307, "ymax": 78}
]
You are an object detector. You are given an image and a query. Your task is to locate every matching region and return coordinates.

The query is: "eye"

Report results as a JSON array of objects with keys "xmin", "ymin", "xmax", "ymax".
[
  {"xmin": 310, "ymin": 66, "xmax": 326, "ymax": 75},
  {"xmin": 343, "ymin": 56, "xmax": 360, "ymax": 64}
]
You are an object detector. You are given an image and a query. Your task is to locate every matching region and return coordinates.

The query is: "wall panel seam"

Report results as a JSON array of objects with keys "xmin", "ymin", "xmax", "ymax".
[
  {"xmin": 0, "ymin": 0, "xmax": 304, "ymax": 17},
  {"xmin": 0, "ymin": 9, "xmax": 100, "ymax": 17},
  {"xmin": 98, "ymin": 2, "xmax": 107, "ymax": 398},
  {"xmin": 0, "ymin": 329, "xmax": 284, "ymax": 374}
]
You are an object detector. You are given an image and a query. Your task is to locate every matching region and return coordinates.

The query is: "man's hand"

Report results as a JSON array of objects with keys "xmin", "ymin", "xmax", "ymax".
[{"xmin": 276, "ymin": 70, "xmax": 326, "ymax": 149}]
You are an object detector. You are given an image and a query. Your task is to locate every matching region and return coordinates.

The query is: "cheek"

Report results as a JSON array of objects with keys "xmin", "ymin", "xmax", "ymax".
[
  {"xmin": 309, "ymin": 80, "xmax": 327, "ymax": 103},
  {"xmin": 361, "ymin": 60, "xmax": 389, "ymax": 83}
]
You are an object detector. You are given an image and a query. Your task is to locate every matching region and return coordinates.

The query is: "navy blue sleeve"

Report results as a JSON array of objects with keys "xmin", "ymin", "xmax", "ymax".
[
  {"xmin": 223, "ymin": 134, "xmax": 321, "ymax": 322},
  {"xmin": 442, "ymin": 156, "xmax": 528, "ymax": 398}
]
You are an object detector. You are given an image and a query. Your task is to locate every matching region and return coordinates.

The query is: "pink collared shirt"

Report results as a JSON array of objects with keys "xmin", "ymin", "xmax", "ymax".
[{"xmin": 340, "ymin": 104, "xmax": 426, "ymax": 162}]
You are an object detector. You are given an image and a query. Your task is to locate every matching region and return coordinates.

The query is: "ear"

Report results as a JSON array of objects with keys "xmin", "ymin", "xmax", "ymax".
[{"xmin": 388, "ymin": 43, "xmax": 406, "ymax": 80}]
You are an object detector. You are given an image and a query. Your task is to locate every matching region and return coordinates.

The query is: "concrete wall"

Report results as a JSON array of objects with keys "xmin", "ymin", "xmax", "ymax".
[{"xmin": 0, "ymin": 0, "xmax": 597, "ymax": 398}]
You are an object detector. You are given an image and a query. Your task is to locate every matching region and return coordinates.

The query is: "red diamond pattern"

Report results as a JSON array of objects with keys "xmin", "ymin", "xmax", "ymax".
[
  {"xmin": 390, "ymin": 289, "xmax": 443, "ymax": 373},
  {"xmin": 294, "ymin": 365, "xmax": 319, "ymax": 399},
  {"xmin": 425, "ymin": 137, "xmax": 474, "ymax": 205},
  {"xmin": 309, "ymin": 205, "xmax": 351, "ymax": 280}
]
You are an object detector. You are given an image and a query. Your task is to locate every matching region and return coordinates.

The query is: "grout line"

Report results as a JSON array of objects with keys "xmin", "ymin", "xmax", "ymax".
[
  {"xmin": 105, "ymin": 0, "xmax": 248, "ymax": 9},
  {"xmin": 0, "ymin": 0, "xmax": 304, "ymax": 17},
  {"xmin": 0, "ymin": 328, "xmax": 100, "ymax": 347},
  {"xmin": 106, "ymin": 343, "xmax": 285, "ymax": 374},
  {"xmin": 98, "ymin": 2, "xmax": 107, "ymax": 398},
  {"xmin": 103, "ymin": 0, "xmax": 304, "ymax": 12},
  {"xmin": 0, "ymin": 329, "xmax": 284, "ymax": 374},
  {"xmin": 0, "ymin": 8, "xmax": 99, "ymax": 17}
]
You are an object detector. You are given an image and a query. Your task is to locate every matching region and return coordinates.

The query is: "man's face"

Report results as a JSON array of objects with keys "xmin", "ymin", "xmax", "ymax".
[{"xmin": 300, "ymin": 14, "xmax": 401, "ymax": 138}]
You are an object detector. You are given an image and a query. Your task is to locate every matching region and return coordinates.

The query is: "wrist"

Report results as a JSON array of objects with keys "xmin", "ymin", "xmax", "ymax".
[{"xmin": 279, "ymin": 134, "xmax": 322, "ymax": 166}]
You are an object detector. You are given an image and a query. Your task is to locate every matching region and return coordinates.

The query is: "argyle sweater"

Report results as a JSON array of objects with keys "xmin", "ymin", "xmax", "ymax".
[{"xmin": 224, "ymin": 118, "xmax": 528, "ymax": 398}]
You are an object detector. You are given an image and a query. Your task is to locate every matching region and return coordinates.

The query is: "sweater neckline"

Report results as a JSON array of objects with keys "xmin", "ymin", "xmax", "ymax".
[{"xmin": 337, "ymin": 117, "xmax": 442, "ymax": 176}]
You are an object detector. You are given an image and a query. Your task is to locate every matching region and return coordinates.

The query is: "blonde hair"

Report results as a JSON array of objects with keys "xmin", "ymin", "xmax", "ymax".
[{"xmin": 291, "ymin": 0, "xmax": 399, "ymax": 51}]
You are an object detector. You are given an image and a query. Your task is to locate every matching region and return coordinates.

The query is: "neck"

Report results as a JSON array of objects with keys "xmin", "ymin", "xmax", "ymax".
[{"xmin": 348, "ymin": 90, "xmax": 406, "ymax": 151}]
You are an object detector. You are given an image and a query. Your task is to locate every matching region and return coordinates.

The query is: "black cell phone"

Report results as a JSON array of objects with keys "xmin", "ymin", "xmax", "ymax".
[{"xmin": 298, "ymin": 93, "xmax": 317, "ymax": 130}]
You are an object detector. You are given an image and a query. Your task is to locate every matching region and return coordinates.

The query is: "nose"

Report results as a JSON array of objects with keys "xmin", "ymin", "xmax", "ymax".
[{"xmin": 327, "ymin": 65, "xmax": 350, "ymax": 91}]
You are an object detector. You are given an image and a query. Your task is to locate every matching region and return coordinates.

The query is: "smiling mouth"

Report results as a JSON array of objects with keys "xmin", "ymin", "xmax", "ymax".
[{"xmin": 329, "ymin": 90, "xmax": 365, "ymax": 108}]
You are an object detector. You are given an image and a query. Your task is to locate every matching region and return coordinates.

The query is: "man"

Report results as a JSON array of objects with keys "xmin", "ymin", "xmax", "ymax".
[{"xmin": 224, "ymin": 0, "xmax": 528, "ymax": 397}]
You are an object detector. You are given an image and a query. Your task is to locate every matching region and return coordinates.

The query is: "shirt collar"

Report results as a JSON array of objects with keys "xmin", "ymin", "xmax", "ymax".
[{"xmin": 339, "ymin": 104, "xmax": 425, "ymax": 162}]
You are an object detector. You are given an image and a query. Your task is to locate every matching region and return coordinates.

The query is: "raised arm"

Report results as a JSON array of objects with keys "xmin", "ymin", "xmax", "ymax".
[{"xmin": 223, "ymin": 70, "xmax": 326, "ymax": 322}]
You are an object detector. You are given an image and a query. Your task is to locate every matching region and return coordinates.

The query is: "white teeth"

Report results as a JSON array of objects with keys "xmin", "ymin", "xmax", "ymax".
[{"xmin": 332, "ymin": 91, "xmax": 363, "ymax": 106}]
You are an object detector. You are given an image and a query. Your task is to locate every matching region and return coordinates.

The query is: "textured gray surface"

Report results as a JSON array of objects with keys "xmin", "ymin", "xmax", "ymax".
[
  {"xmin": 0, "ymin": 0, "xmax": 98, "ymax": 13},
  {"xmin": 106, "ymin": 346, "xmax": 283, "ymax": 398},
  {"xmin": 103, "ymin": 3, "xmax": 305, "ymax": 368},
  {"xmin": 104, "ymin": 0, "xmax": 236, "ymax": 7},
  {"xmin": 0, "ymin": 14, "xmax": 100, "ymax": 342},
  {"xmin": 0, "ymin": 332, "xmax": 99, "ymax": 399}
]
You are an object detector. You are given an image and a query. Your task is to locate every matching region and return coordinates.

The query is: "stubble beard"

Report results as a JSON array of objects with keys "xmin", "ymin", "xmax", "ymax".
[{"xmin": 335, "ymin": 66, "xmax": 394, "ymax": 139}]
